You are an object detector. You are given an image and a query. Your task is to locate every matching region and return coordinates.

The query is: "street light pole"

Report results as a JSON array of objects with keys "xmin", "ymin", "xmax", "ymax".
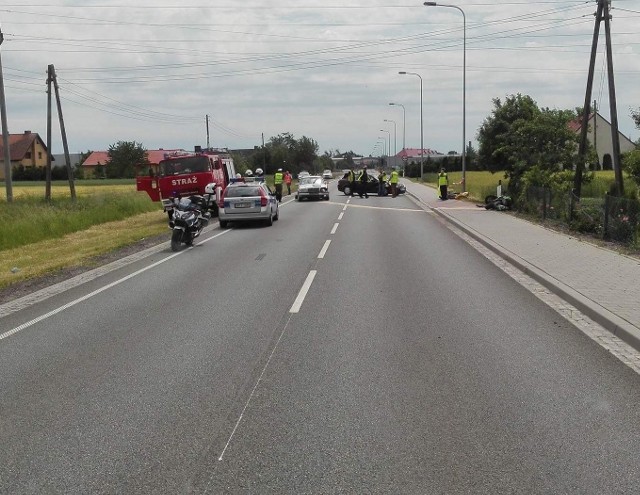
[
  {"xmin": 377, "ymin": 138, "xmax": 386, "ymax": 160},
  {"xmin": 389, "ymin": 102, "xmax": 406, "ymax": 151},
  {"xmin": 424, "ymin": 1, "xmax": 466, "ymax": 191},
  {"xmin": 383, "ymin": 119, "xmax": 397, "ymax": 168},
  {"xmin": 399, "ymin": 71, "xmax": 424, "ymax": 179},
  {"xmin": 379, "ymin": 130, "xmax": 391, "ymax": 169}
]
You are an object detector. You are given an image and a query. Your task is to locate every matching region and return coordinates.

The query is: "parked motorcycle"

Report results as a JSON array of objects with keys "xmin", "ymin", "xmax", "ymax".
[{"xmin": 169, "ymin": 195, "xmax": 211, "ymax": 251}]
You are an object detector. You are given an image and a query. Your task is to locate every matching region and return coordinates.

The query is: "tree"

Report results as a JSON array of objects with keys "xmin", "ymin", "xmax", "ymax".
[
  {"xmin": 293, "ymin": 136, "xmax": 319, "ymax": 172},
  {"xmin": 106, "ymin": 141, "xmax": 149, "ymax": 179},
  {"xmin": 477, "ymin": 94, "xmax": 580, "ymax": 193},
  {"xmin": 314, "ymin": 154, "xmax": 333, "ymax": 173},
  {"xmin": 477, "ymin": 94, "xmax": 540, "ymax": 173},
  {"xmin": 631, "ymin": 107, "xmax": 640, "ymax": 130},
  {"xmin": 623, "ymin": 149, "xmax": 640, "ymax": 189},
  {"xmin": 465, "ymin": 142, "xmax": 479, "ymax": 171}
]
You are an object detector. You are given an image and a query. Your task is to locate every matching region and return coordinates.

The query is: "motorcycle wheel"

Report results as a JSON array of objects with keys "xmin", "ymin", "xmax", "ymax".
[{"xmin": 170, "ymin": 229, "xmax": 183, "ymax": 252}]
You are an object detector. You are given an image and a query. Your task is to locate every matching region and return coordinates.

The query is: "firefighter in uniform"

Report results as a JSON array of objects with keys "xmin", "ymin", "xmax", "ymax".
[
  {"xmin": 390, "ymin": 168, "xmax": 399, "ymax": 198},
  {"xmin": 438, "ymin": 168, "xmax": 449, "ymax": 200},
  {"xmin": 274, "ymin": 168, "xmax": 284, "ymax": 202}
]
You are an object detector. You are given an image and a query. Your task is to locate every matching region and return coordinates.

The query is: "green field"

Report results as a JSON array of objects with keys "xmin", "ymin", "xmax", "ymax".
[
  {"xmin": 0, "ymin": 180, "xmax": 168, "ymax": 288},
  {"xmin": 0, "ymin": 180, "xmax": 160, "ymax": 251}
]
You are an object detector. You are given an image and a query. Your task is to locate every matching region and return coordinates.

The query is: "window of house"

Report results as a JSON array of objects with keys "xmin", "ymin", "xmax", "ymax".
[
  {"xmin": 38, "ymin": 152, "xmax": 42, "ymax": 159},
  {"xmin": 25, "ymin": 152, "xmax": 32, "ymax": 159}
]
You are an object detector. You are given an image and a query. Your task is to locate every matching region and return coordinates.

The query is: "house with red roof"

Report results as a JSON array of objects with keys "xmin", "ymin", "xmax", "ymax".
[
  {"xmin": 0, "ymin": 131, "xmax": 49, "ymax": 180},
  {"xmin": 569, "ymin": 112, "xmax": 636, "ymax": 170},
  {"xmin": 80, "ymin": 148, "xmax": 185, "ymax": 178}
]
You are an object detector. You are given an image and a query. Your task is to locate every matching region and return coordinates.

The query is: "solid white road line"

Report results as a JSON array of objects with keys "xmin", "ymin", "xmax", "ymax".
[
  {"xmin": 289, "ymin": 270, "xmax": 317, "ymax": 314},
  {"xmin": 331, "ymin": 223, "xmax": 339, "ymax": 235},
  {"xmin": 317, "ymin": 240, "xmax": 331, "ymax": 259}
]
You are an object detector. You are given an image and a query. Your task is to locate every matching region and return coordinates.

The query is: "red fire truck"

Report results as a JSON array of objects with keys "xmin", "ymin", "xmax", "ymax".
[{"xmin": 136, "ymin": 148, "xmax": 237, "ymax": 217}]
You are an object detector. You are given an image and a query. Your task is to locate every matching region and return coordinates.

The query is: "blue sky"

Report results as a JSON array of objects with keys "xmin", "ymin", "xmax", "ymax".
[{"xmin": 1, "ymin": 1, "xmax": 638, "ymax": 156}]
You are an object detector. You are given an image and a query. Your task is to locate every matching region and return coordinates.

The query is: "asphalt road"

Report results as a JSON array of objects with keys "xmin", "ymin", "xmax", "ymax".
[{"xmin": 1, "ymin": 182, "xmax": 640, "ymax": 493}]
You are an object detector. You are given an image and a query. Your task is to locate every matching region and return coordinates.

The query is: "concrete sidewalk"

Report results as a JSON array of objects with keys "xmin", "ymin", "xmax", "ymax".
[{"xmin": 403, "ymin": 178, "xmax": 640, "ymax": 351}]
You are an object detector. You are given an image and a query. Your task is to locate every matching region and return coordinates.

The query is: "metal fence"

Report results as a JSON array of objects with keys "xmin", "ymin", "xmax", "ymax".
[{"xmin": 520, "ymin": 186, "xmax": 640, "ymax": 247}]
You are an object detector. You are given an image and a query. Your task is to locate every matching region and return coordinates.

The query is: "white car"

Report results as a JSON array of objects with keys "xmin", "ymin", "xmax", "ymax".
[
  {"xmin": 295, "ymin": 176, "xmax": 329, "ymax": 201},
  {"xmin": 322, "ymin": 169, "xmax": 333, "ymax": 180}
]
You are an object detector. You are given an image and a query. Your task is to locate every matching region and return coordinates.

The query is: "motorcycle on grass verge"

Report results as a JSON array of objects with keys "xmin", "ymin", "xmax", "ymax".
[{"xmin": 169, "ymin": 195, "xmax": 211, "ymax": 252}]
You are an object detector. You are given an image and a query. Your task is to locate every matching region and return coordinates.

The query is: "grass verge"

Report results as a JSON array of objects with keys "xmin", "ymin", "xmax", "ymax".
[{"xmin": 0, "ymin": 210, "xmax": 168, "ymax": 290}]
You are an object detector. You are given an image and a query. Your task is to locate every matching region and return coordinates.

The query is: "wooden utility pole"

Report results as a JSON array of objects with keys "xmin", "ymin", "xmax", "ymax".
[
  {"xmin": 574, "ymin": 0, "xmax": 623, "ymax": 197},
  {"xmin": 603, "ymin": 0, "xmax": 624, "ymax": 196},
  {"xmin": 50, "ymin": 64, "xmax": 76, "ymax": 200},
  {"xmin": 593, "ymin": 100, "xmax": 598, "ymax": 168},
  {"xmin": 206, "ymin": 114, "xmax": 210, "ymax": 149},
  {"xmin": 46, "ymin": 65, "xmax": 53, "ymax": 201},
  {"xmin": 0, "ymin": 28, "xmax": 13, "ymax": 202}
]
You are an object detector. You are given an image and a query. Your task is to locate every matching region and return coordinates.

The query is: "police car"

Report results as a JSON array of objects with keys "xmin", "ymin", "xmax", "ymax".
[{"xmin": 218, "ymin": 178, "xmax": 279, "ymax": 228}]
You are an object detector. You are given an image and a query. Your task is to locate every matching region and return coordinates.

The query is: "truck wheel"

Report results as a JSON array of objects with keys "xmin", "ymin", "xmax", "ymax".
[{"xmin": 170, "ymin": 230, "xmax": 183, "ymax": 252}]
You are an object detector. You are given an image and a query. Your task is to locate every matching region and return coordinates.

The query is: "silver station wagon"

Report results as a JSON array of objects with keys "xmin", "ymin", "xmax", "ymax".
[{"xmin": 218, "ymin": 180, "xmax": 279, "ymax": 228}]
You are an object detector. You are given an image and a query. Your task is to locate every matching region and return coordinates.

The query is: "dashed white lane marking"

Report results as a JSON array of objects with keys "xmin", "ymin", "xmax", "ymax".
[
  {"xmin": 338, "ymin": 212, "xmax": 344, "ymax": 220},
  {"xmin": 318, "ymin": 240, "xmax": 331, "ymax": 259},
  {"xmin": 331, "ymin": 223, "xmax": 339, "ymax": 235},
  {"xmin": 289, "ymin": 270, "xmax": 317, "ymax": 314},
  {"xmin": 0, "ymin": 230, "xmax": 232, "ymax": 342}
]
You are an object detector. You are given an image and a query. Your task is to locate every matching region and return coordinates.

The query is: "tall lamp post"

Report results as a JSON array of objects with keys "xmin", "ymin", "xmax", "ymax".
[
  {"xmin": 389, "ymin": 102, "xmax": 406, "ymax": 151},
  {"xmin": 424, "ymin": 1, "xmax": 466, "ymax": 191},
  {"xmin": 377, "ymin": 138, "xmax": 386, "ymax": 160},
  {"xmin": 379, "ymin": 130, "xmax": 391, "ymax": 169},
  {"xmin": 399, "ymin": 71, "xmax": 424, "ymax": 179},
  {"xmin": 383, "ymin": 119, "xmax": 397, "ymax": 168}
]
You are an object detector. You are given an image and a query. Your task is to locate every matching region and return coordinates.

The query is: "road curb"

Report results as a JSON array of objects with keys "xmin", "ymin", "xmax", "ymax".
[{"xmin": 407, "ymin": 189, "xmax": 640, "ymax": 352}]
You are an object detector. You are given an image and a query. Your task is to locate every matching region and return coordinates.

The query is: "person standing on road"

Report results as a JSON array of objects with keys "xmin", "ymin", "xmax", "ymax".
[
  {"xmin": 390, "ymin": 168, "xmax": 399, "ymax": 198},
  {"xmin": 284, "ymin": 170, "xmax": 293, "ymax": 196},
  {"xmin": 274, "ymin": 168, "xmax": 284, "ymax": 202},
  {"xmin": 438, "ymin": 167, "xmax": 449, "ymax": 200},
  {"xmin": 347, "ymin": 168, "xmax": 356, "ymax": 197},
  {"xmin": 377, "ymin": 169, "xmax": 387, "ymax": 196},
  {"xmin": 357, "ymin": 165, "xmax": 369, "ymax": 198}
]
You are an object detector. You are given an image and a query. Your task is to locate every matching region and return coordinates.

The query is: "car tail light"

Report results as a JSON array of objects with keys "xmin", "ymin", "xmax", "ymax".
[
  {"xmin": 218, "ymin": 189, "xmax": 225, "ymax": 208},
  {"xmin": 260, "ymin": 190, "xmax": 268, "ymax": 207}
]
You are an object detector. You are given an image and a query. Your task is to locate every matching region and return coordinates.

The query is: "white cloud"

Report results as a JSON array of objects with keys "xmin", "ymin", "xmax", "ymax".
[{"xmin": 1, "ymin": 0, "xmax": 638, "ymax": 156}]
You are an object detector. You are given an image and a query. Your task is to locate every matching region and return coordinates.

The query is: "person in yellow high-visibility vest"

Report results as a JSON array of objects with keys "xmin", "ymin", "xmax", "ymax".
[
  {"xmin": 274, "ymin": 168, "xmax": 284, "ymax": 202},
  {"xmin": 389, "ymin": 168, "xmax": 399, "ymax": 198},
  {"xmin": 438, "ymin": 167, "xmax": 449, "ymax": 200}
]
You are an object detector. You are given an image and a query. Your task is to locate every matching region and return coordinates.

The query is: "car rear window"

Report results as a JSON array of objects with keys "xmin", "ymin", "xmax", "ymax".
[{"xmin": 225, "ymin": 186, "xmax": 262, "ymax": 198}]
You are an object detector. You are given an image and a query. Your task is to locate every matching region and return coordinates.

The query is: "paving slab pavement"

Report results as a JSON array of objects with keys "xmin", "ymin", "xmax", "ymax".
[{"xmin": 403, "ymin": 178, "xmax": 640, "ymax": 351}]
